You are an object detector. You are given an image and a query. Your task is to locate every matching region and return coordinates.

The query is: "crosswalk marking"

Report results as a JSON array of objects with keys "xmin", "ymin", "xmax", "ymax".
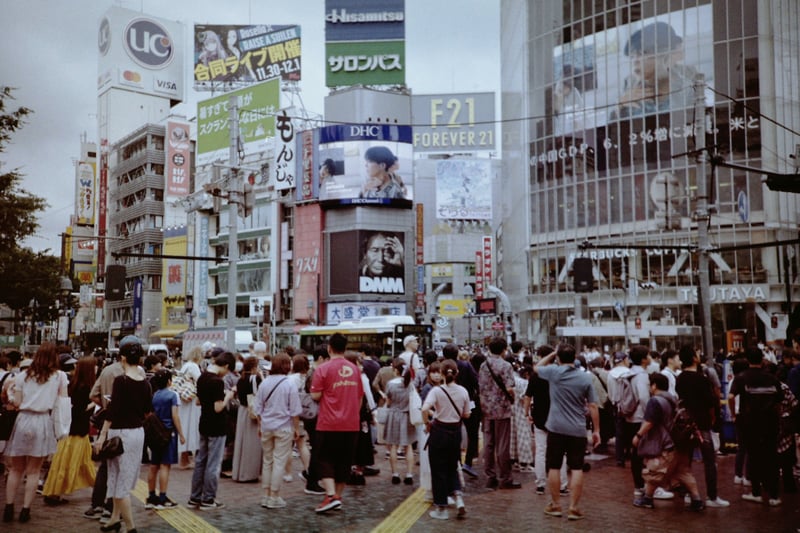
[{"xmin": 371, "ymin": 488, "xmax": 429, "ymax": 533}]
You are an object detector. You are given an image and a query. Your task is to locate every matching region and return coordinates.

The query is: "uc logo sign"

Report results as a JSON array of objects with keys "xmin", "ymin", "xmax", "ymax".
[{"xmin": 124, "ymin": 18, "xmax": 173, "ymax": 69}]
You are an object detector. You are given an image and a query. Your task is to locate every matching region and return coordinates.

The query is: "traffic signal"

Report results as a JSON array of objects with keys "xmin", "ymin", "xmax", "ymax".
[
  {"xmin": 242, "ymin": 182, "xmax": 255, "ymax": 217},
  {"xmin": 573, "ymin": 257, "xmax": 594, "ymax": 293},
  {"xmin": 764, "ymin": 172, "xmax": 800, "ymax": 193}
]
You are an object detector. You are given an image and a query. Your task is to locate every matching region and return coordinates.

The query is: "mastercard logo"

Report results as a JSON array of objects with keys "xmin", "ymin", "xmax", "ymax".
[{"xmin": 123, "ymin": 70, "xmax": 142, "ymax": 82}]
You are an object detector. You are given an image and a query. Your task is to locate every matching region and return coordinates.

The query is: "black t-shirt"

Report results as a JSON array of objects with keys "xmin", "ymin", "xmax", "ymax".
[
  {"xmin": 675, "ymin": 369, "xmax": 715, "ymax": 430},
  {"xmin": 729, "ymin": 367, "xmax": 782, "ymax": 429},
  {"xmin": 69, "ymin": 384, "xmax": 92, "ymax": 437},
  {"xmin": 108, "ymin": 375, "xmax": 152, "ymax": 429},
  {"xmin": 197, "ymin": 371, "xmax": 227, "ymax": 437},
  {"xmin": 524, "ymin": 373, "xmax": 551, "ymax": 430}
]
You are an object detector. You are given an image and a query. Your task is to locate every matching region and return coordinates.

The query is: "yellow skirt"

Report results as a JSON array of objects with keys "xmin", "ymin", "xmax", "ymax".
[{"xmin": 42, "ymin": 435, "xmax": 97, "ymax": 496}]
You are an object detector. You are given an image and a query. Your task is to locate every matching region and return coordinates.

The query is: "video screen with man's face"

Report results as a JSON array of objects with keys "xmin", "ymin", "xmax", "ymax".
[{"xmin": 329, "ymin": 230, "xmax": 406, "ymax": 296}]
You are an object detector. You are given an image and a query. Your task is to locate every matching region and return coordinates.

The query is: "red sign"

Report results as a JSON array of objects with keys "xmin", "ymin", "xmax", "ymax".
[
  {"xmin": 492, "ymin": 321, "xmax": 504, "ymax": 331},
  {"xmin": 475, "ymin": 251, "xmax": 483, "ymax": 298},
  {"xmin": 482, "ymin": 236, "xmax": 493, "ymax": 287}
]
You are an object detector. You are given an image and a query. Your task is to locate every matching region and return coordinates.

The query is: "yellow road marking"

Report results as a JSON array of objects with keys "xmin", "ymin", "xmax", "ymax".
[
  {"xmin": 132, "ymin": 480, "xmax": 222, "ymax": 533},
  {"xmin": 371, "ymin": 488, "xmax": 429, "ymax": 533}
]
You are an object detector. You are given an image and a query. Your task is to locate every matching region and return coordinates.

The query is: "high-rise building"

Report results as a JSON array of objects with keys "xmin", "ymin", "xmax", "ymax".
[{"xmin": 499, "ymin": 1, "xmax": 800, "ymax": 350}]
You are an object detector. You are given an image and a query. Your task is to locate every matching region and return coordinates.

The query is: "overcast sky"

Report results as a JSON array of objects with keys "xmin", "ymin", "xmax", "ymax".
[{"xmin": 0, "ymin": 0, "xmax": 500, "ymax": 254}]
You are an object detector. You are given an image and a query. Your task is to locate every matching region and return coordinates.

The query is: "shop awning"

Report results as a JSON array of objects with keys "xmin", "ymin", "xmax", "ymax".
[{"xmin": 149, "ymin": 326, "xmax": 187, "ymax": 339}]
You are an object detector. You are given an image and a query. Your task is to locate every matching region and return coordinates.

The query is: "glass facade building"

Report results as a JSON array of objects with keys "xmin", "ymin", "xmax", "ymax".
[{"xmin": 499, "ymin": 0, "xmax": 800, "ymax": 350}]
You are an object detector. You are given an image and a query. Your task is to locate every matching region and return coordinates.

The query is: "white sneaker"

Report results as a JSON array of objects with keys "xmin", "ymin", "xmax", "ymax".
[
  {"xmin": 429, "ymin": 507, "xmax": 449, "ymax": 520},
  {"xmin": 768, "ymin": 498, "xmax": 781, "ymax": 507},
  {"xmin": 742, "ymin": 493, "xmax": 763, "ymax": 503},
  {"xmin": 447, "ymin": 496, "xmax": 456, "ymax": 506},
  {"xmin": 733, "ymin": 476, "xmax": 743, "ymax": 485},
  {"xmin": 743, "ymin": 478, "xmax": 752, "ymax": 487},
  {"xmin": 705, "ymin": 497, "xmax": 730, "ymax": 508},
  {"xmin": 633, "ymin": 488, "xmax": 644, "ymax": 498},
  {"xmin": 455, "ymin": 494, "xmax": 466, "ymax": 517},
  {"xmin": 653, "ymin": 488, "xmax": 674, "ymax": 500},
  {"xmin": 267, "ymin": 496, "xmax": 286, "ymax": 509},
  {"xmin": 282, "ymin": 474, "xmax": 293, "ymax": 482}
]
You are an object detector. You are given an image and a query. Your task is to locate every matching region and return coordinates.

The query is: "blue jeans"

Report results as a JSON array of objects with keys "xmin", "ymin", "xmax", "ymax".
[{"xmin": 190, "ymin": 435, "xmax": 226, "ymax": 503}]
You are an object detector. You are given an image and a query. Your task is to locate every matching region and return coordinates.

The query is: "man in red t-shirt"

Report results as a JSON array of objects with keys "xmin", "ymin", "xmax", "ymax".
[{"xmin": 310, "ymin": 333, "xmax": 364, "ymax": 513}]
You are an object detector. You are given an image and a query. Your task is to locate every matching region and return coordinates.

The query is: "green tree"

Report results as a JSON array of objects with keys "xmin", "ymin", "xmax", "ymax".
[{"xmin": 0, "ymin": 86, "xmax": 57, "ymax": 331}]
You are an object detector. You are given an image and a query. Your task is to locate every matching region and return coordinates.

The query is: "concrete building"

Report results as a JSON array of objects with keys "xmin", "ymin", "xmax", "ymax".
[{"xmin": 499, "ymin": 0, "xmax": 800, "ymax": 351}]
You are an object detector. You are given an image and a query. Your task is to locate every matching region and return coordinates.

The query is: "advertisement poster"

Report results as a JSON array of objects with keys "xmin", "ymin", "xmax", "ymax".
[
  {"xmin": 273, "ymin": 108, "xmax": 296, "ymax": 191},
  {"xmin": 411, "ymin": 92, "xmax": 496, "ymax": 152},
  {"xmin": 317, "ymin": 124, "xmax": 413, "ymax": 208},
  {"xmin": 325, "ymin": 0, "xmax": 405, "ymax": 87},
  {"xmin": 75, "ymin": 161, "xmax": 96, "ymax": 226},
  {"xmin": 196, "ymin": 80, "xmax": 279, "ymax": 165},
  {"xmin": 329, "ymin": 230, "xmax": 406, "ymax": 295},
  {"xmin": 194, "ymin": 24, "xmax": 301, "ymax": 87},
  {"xmin": 435, "ymin": 159, "xmax": 492, "ymax": 220},
  {"xmin": 161, "ymin": 227, "xmax": 187, "ymax": 327}
]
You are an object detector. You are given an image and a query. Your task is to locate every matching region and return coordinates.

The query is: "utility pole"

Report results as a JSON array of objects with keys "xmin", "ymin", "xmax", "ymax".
[
  {"xmin": 693, "ymin": 74, "xmax": 715, "ymax": 366},
  {"xmin": 226, "ymin": 95, "xmax": 240, "ymax": 354}
]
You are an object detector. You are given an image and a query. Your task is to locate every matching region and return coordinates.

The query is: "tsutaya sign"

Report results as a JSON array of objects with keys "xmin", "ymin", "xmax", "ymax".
[{"xmin": 680, "ymin": 285, "xmax": 768, "ymax": 303}]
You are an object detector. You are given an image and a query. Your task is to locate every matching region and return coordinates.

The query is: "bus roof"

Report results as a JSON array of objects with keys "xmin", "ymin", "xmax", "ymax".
[{"xmin": 299, "ymin": 315, "xmax": 415, "ymax": 335}]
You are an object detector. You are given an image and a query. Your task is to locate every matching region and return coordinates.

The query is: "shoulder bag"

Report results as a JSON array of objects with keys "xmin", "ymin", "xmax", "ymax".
[
  {"xmin": 0, "ymin": 373, "xmax": 19, "ymax": 441},
  {"xmin": 253, "ymin": 377, "xmax": 287, "ymax": 419},
  {"xmin": 484, "ymin": 358, "xmax": 514, "ymax": 404},
  {"xmin": 408, "ymin": 384, "xmax": 423, "ymax": 426},
  {"xmin": 246, "ymin": 375, "xmax": 261, "ymax": 420}
]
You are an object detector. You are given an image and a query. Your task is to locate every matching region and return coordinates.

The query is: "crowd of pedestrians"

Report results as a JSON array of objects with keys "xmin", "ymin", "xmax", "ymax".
[{"xmin": 0, "ymin": 332, "xmax": 798, "ymax": 527}]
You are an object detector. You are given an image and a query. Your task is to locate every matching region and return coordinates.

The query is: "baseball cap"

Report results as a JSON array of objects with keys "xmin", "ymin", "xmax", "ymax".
[
  {"xmin": 59, "ymin": 353, "xmax": 78, "ymax": 367},
  {"xmin": 613, "ymin": 351, "xmax": 628, "ymax": 363},
  {"xmin": 253, "ymin": 341, "xmax": 267, "ymax": 354},
  {"xmin": 625, "ymin": 21, "xmax": 682, "ymax": 56},
  {"xmin": 403, "ymin": 335, "xmax": 418, "ymax": 347}
]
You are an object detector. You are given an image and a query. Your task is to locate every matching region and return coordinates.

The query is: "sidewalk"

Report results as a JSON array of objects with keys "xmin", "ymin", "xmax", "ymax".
[{"xmin": 2, "ymin": 446, "xmax": 798, "ymax": 532}]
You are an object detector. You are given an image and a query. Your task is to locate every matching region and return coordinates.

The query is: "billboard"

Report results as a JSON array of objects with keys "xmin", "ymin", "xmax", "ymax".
[
  {"xmin": 531, "ymin": 5, "xmax": 715, "ymax": 186},
  {"xmin": 292, "ymin": 204, "xmax": 323, "ymax": 320},
  {"xmin": 316, "ymin": 124, "xmax": 413, "ymax": 208},
  {"xmin": 327, "ymin": 302, "xmax": 407, "ymax": 324},
  {"xmin": 329, "ymin": 230, "xmax": 406, "ymax": 295},
  {"xmin": 435, "ymin": 159, "xmax": 492, "ymax": 220},
  {"xmin": 166, "ymin": 120, "xmax": 190, "ymax": 197},
  {"xmin": 97, "ymin": 7, "xmax": 185, "ymax": 103},
  {"xmin": 411, "ymin": 93, "xmax": 496, "ymax": 152},
  {"xmin": 161, "ymin": 227, "xmax": 188, "ymax": 328},
  {"xmin": 325, "ymin": 0, "xmax": 405, "ymax": 87},
  {"xmin": 193, "ymin": 24, "xmax": 301, "ymax": 88},
  {"xmin": 75, "ymin": 161, "xmax": 96, "ymax": 226},
  {"xmin": 273, "ymin": 108, "xmax": 297, "ymax": 191},
  {"xmin": 196, "ymin": 80, "xmax": 279, "ymax": 166}
]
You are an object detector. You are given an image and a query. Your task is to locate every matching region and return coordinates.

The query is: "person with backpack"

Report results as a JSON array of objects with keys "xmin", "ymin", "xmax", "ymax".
[
  {"xmin": 675, "ymin": 344, "xmax": 730, "ymax": 508},
  {"xmin": 607, "ymin": 351, "xmax": 631, "ymax": 467},
  {"xmin": 632, "ymin": 373, "xmax": 705, "ymax": 511},
  {"xmin": 622, "ymin": 345, "xmax": 652, "ymax": 500}
]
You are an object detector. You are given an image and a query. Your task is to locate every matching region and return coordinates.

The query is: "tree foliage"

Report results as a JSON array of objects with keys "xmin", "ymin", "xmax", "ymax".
[
  {"xmin": 0, "ymin": 86, "xmax": 58, "ymax": 314},
  {"xmin": 0, "ymin": 86, "xmax": 46, "ymax": 251}
]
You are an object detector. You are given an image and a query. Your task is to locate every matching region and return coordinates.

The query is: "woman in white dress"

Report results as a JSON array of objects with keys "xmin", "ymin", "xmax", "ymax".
[
  {"xmin": 3, "ymin": 343, "xmax": 68, "ymax": 524},
  {"xmin": 177, "ymin": 347, "xmax": 202, "ymax": 469}
]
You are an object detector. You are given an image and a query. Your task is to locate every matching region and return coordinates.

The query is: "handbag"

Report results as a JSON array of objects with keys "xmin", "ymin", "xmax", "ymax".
[
  {"xmin": 53, "ymin": 395, "xmax": 72, "ymax": 440},
  {"xmin": 0, "ymin": 372, "xmax": 18, "ymax": 441},
  {"xmin": 143, "ymin": 412, "xmax": 172, "ymax": 450},
  {"xmin": 246, "ymin": 375, "xmax": 260, "ymax": 420},
  {"xmin": 171, "ymin": 372, "xmax": 196, "ymax": 403},
  {"xmin": 408, "ymin": 385, "xmax": 423, "ymax": 426},
  {"xmin": 375, "ymin": 406, "xmax": 389, "ymax": 425},
  {"xmin": 92, "ymin": 435, "xmax": 124, "ymax": 461}
]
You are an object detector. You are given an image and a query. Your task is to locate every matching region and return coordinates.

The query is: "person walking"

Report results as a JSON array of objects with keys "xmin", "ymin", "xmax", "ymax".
[
  {"xmin": 145, "ymin": 369, "xmax": 185, "ymax": 509},
  {"xmin": 42, "ymin": 356, "xmax": 97, "ymax": 506},
  {"xmin": 421, "ymin": 359, "xmax": 471, "ymax": 520},
  {"xmin": 382, "ymin": 358, "xmax": 416, "ymax": 486},
  {"xmin": 231, "ymin": 357, "xmax": 262, "ymax": 483},
  {"xmin": 310, "ymin": 333, "xmax": 364, "ymax": 513},
  {"xmin": 632, "ymin": 373, "xmax": 705, "ymax": 511},
  {"xmin": 94, "ymin": 336, "xmax": 153, "ymax": 533},
  {"xmin": 3, "ymin": 343, "xmax": 69, "ymax": 524},
  {"xmin": 534, "ymin": 343, "xmax": 600, "ymax": 521},
  {"xmin": 479, "ymin": 338, "xmax": 521, "ymax": 490},
  {"xmin": 189, "ymin": 351, "xmax": 237, "ymax": 510},
  {"xmin": 253, "ymin": 353, "xmax": 301, "ymax": 509}
]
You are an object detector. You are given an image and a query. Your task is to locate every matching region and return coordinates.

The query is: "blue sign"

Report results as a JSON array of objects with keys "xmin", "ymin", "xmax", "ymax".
[{"xmin": 325, "ymin": 0, "xmax": 405, "ymax": 42}]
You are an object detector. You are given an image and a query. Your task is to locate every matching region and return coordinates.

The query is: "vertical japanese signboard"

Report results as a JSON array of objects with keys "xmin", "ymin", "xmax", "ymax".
[
  {"xmin": 475, "ymin": 251, "xmax": 483, "ymax": 299},
  {"xmin": 75, "ymin": 161, "xmax": 96, "ymax": 226},
  {"xmin": 166, "ymin": 120, "xmax": 191, "ymax": 197},
  {"xmin": 482, "ymin": 236, "xmax": 493, "ymax": 291},
  {"xmin": 273, "ymin": 108, "xmax": 296, "ymax": 191},
  {"xmin": 161, "ymin": 227, "xmax": 188, "ymax": 328},
  {"xmin": 325, "ymin": 0, "xmax": 405, "ymax": 87},
  {"xmin": 415, "ymin": 204, "xmax": 424, "ymax": 312}
]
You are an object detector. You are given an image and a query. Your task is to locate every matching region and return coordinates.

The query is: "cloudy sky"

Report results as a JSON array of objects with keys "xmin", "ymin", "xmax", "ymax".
[{"xmin": 1, "ymin": 0, "xmax": 500, "ymax": 254}]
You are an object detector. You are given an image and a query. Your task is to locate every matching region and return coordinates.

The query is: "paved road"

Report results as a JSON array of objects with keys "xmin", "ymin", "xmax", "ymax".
[{"xmin": 2, "ymin": 447, "xmax": 798, "ymax": 532}]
